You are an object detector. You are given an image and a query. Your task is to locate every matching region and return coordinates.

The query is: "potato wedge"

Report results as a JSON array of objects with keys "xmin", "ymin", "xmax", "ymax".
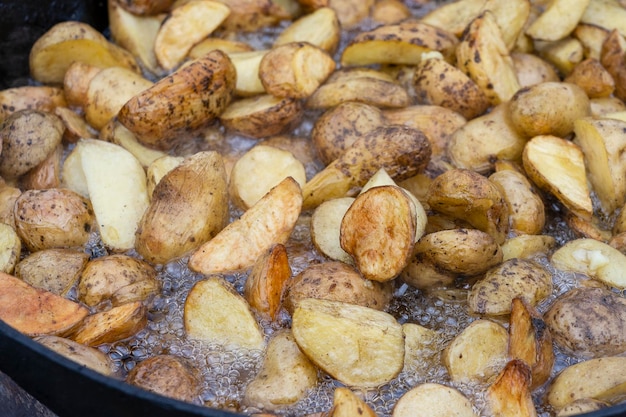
[
  {"xmin": 99, "ymin": 120, "xmax": 166, "ymax": 169},
  {"xmin": 309, "ymin": 198, "xmax": 354, "ymax": 264},
  {"xmin": 135, "ymin": 151, "xmax": 229, "ymax": 265},
  {"xmin": 0, "ymin": 223, "xmax": 20, "ymax": 274},
  {"xmin": 340, "ymin": 20, "xmax": 458, "ymax": 66},
  {"xmin": 512, "ymin": 52, "xmax": 560, "ymax": 88},
  {"xmin": 35, "ymin": 335, "xmax": 115, "ymax": 376},
  {"xmin": 581, "ymin": 0, "xmax": 626, "ymax": 38},
  {"xmin": 486, "ymin": 359, "xmax": 537, "ymax": 417},
  {"xmin": 535, "ymin": 37, "xmax": 585, "ymax": 76},
  {"xmin": 154, "ymin": 0, "xmax": 231, "ymax": 71},
  {"xmin": 328, "ymin": 387, "xmax": 377, "ymax": 417},
  {"xmin": 217, "ymin": 0, "xmax": 301, "ymax": 32},
  {"xmin": 556, "ymin": 399, "xmax": 609, "ymax": 417},
  {"xmin": 227, "ymin": 50, "xmax": 268, "ymax": 96},
  {"xmin": 0, "ymin": 187, "xmax": 21, "ymax": 230},
  {"xmin": 0, "ymin": 272, "xmax": 88, "ymax": 337},
  {"xmin": 522, "ymin": 135, "xmax": 592, "ymax": 221},
  {"xmin": 29, "ymin": 21, "xmax": 140, "ymax": 84},
  {"xmin": 392, "ymin": 383, "xmax": 478, "ymax": 417},
  {"xmin": 274, "ymin": 7, "xmax": 340, "ymax": 54},
  {"xmin": 145, "ymin": 155, "xmax": 184, "ymax": 198},
  {"xmin": 402, "ymin": 323, "xmax": 442, "ymax": 373},
  {"xmin": 16, "ymin": 249, "xmax": 89, "ymax": 296},
  {"xmin": 55, "ymin": 107, "xmax": 97, "ymax": 144},
  {"xmin": 501, "ymin": 234, "xmax": 556, "ymax": 261},
  {"xmin": 292, "ymin": 298, "xmax": 404, "ymax": 388},
  {"xmin": 371, "ymin": 0, "xmax": 410, "ymax": 24},
  {"xmin": 601, "ymin": 29, "xmax": 626, "ymax": 103},
  {"xmin": 573, "ymin": 23, "xmax": 611, "ymax": 60},
  {"xmin": 188, "ymin": 177, "xmax": 302, "ymax": 274},
  {"xmin": 71, "ymin": 301, "xmax": 148, "ymax": 346},
  {"xmin": 243, "ymin": 330, "xmax": 318, "ymax": 410},
  {"xmin": 62, "ymin": 139, "xmax": 150, "ymax": 251},
  {"xmin": 118, "ymin": 50, "xmax": 236, "ymax": 150},
  {"xmin": 0, "ymin": 86, "xmax": 67, "ymax": 118},
  {"xmin": 22, "ymin": 142, "xmax": 63, "ymax": 190},
  {"xmin": 184, "ymin": 276, "xmax": 264, "ymax": 350},
  {"xmin": 526, "ymin": 0, "xmax": 590, "ymax": 41},
  {"xmin": 564, "ymin": 58, "xmax": 615, "ymax": 98}
]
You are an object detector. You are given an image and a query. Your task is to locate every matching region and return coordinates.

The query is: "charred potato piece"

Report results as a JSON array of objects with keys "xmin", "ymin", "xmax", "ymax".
[
  {"xmin": 16, "ymin": 249, "xmax": 89, "ymax": 296},
  {"xmin": 127, "ymin": 355, "xmax": 202, "ymax": 403},
  {"xmin": 35, "ymin": 335, "xmax": 115, "ymax": 376},
  {"xmin": 392, "ymin": 383, "xmax": 478, "ymax": 417},
  {"xmin": 485, "ymin": 360, "xmax": 537, "ymax": 417}
]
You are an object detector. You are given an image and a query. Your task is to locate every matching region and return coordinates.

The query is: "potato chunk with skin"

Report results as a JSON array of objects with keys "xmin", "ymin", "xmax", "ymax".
[
  {"xmin": 486, "ymin": 359, "xmax": 537, "ymax": 417},
  {"xmin": 16, "ymin": 249, "xmax": 89, "ymax": 296},
  {"xmin": 0, "ymin": 224, "xmax": 20, "ymax": 274},
  {"xmin": 310, "ymin": 197, "xmax": 355, "ymax": 265},
  {"xmin": 292, "ymin": 298, "xmax": 404, "ymax": 388},
  {"xmin": 329, "ymin": 387, "xmax": 377, "ymax": 417},
  {"xmin": 127, "ymin": 355, "xmax": 202, "ymax": 403},
  {"xmin": 340, "ymin": 185, "xmax": 416, "ymax": 282},
  {"xmin": 71, "ymin": 301, "xmax": 148, "ymax": 346},
  {"xmin": 468, "ymin": 258, "xmax": 553, "ymax": 316},
  {"xmin": 35, "ymin": 335, "xmax": 116, "ymax": 376},
  {"xmin": 392, "ymin": 383, "xmax": 478, "ymax": 417},
  {"xmin": 243, "ymin": 330, "xmax": 318, "ymax": 410},
  {"xmin": 184, "ymin": 277, "xmax": 264, "ymax": 351},
  {"xmin": 274, "ymin": 7, "xmax": 340, "ymax": 54}
]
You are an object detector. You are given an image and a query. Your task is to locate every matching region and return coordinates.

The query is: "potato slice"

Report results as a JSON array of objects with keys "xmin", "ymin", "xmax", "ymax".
[
  {"xmin": 29, "ymin": 21, "xmax": 140, "ymax": 84},
  {"xmin": 550, "ymin": 238, "xmax": 626, "ymax": 289},
  {"xmin": 0, "ymin": 223, "xmax": 20, "ymax": 274},
  {"xmin": 35, "ymin": 335, "xmax": 115, "ymax": 376},
  {"xmin": 443, "ymin": 319, "xmax": 509, "ymax": 383},
  {"xmin": 135, "ymin": 151, "xmax": 229, "ymax": 265},
  {"xmin": 486, "ymin": 360, "xmax": 537, "ymax": 417},
  {"xmin": 526, "ymin": 0, "xmax": 590, "ymax": 41},
  {"xmin": 274, "ymin": 7, "xmax": 340, "ymax": 54},
  {"xmin": 292, "ymin": 298, "xmax": 404, "ymax": 388},
  {"xmin": 243, "ymin": 244, "xmax": 292, "ymax": 320},
  {"xmin": 341, "ymin": 20, "xmax": 458, "ymax": 66},
  {"xmin": 546, "ymin": 356, "xmax": 626, "ymax": 409},
  {"xmin": 188, "ymin": 177, "xmax": 302, "ymax": 274},
  {"xmin": 229, "ymin": 145, "xmax": 306, "ymax": 210},
  {"xmin": 392, "ymin": 383, "xmax": 478, "ymax": 417},
  {"xmin": 455, "ymin": 11, "xmax": 520, "ymax": 105},
  {"xmin": 310, "ymin": 197, "xmax": 355, "ymax": 265},
  {"xmin": 328, "ymin": 387, "xmax": 377, "ymax": 417},
  {"xmin": 16, "ymin": 249, "xmax": 89, "ymax": 296},
  {"xmin": 118, "ymin": 50, "xmax": 236, "ymax": 150},
  {"xmin": 522, "ymin": 135, "xmax": 592, "ymax": 221},
  {"xmin": 100, "ymin": 120, "xmax": 166, "ymax": 169},
  {"xmin": 154, "ymin": 0, "xmax": 230, "ymax": 71},
  {"xmin": 184, "ymin": 276, "xmax": 264, "ymax": 350},
  {"xmin": 243, "ymin": 330, "xmax": 318, "ymax": 410},
  {"xmin": 62, "ymin": 139, "xmax": 150, "ymax": 251},
  {"xmin": 71, "ymin": 301, "xmax": 148, "ymax": 346},
  {"xmin": 0, "ymin": 272, "xmax": 88, "ymax": 337}
]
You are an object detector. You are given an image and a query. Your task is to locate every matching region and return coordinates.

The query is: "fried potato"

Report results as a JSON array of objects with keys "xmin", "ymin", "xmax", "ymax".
[
  {"xmin": 401, "ymin": 323, "xmax": 441, "ymax": 373},
  {"xmin": 188, "ymin": 177, "xmax": 302, "ymax": 274},
  {"xmin": 0, "ymin": 224, "xmax": 20, "ymax": 274},
  {"xmin": 522, "ymin": 135, "xmax": 592, "ymax": 221},
  {"xmin": 455, "ymin": 11, "xmax": 520, "ymax": 105},
  {"xmin": 55, "ymin": 107, "xmax": 97, "ymax": 143},
  {"xmin": 486, "ymin": 360, "xmax": 537, "ymax": 417},
  {"xmin": 328, "ymin": 387, "xmax": 377, "ymax": 417},
  {"xmin": 0, "ymin": 272, "xmax": 88, "ymax": 337},
  {"xmin": 188, "ymin": 38, "xmax": 254, "ymax": 61},
  {"xmin": 243, "ymin": 330, "xmax": 318, "ymax": 410},
  {"xmin": 326, "ymin": 0, "xmax": 374, "ymax": 29},
  {"xmin": 62, "ymin": 62, "xmax": 103, "ymax": 109},
  {"xmin": 546, "ymin": 356, "xmax": 626, "ymax": 409},
  {"xmin": 230, "ymin": 145, "xmax": 306, "ymax": 210},
  {"xmin": 426, "ymin": 169, "xmax": 509, "ymax": 244},
  {"xmin": 371, "ymin": 0, "xmax": 410, "ymax": 24},
  {"xmin": 35, "ymin": 335, "xmax": 116, "ymax": 376},
  {"xmin": 243, "ymin": 244, "xmax": 292, "ymax": 320},
  {"xmin": 591, "ymin": 97, "xmax": 626, "ymax": 118},
  {"xmin": 118, "ymin": 50, "xmax": 236, "ymax": 150},
  {"xmin": 573, "ymin": 23, "xmax": 611, "ymax": 60},
  {"xmin": 292, "ymin": 298, "xmax": 404, "ymax": 388},
  {"xmin": 564, "ymin": 58, "xmax": 615, "ymax": 98},
  {"xmin": 535, "ymin": 37, "xmax": 585, "ymax": 75},
  {"xmin": 184, "ymin": 276, "xmax": 265, "ymax": 350},
  {"xmin": 0, "ymin": 86, "xmax": 67, "ymax": 119},
  {"xmin": 283, "ymin": 261, "xmax": 393, "ymax": 314},
  {"xmin": 581, "ymin": 0, "xmax": 626, "ymax": 37},
  {"xmin": 16, "ymin": 249, "xmax": 89, "ymax": 296},
  {"xmin": 14, "ymin": 188, "xmax": 94, "ymax": 252},
  {"xmin": 443, "ymin": 319, "xmax": 509, "ymax": 383},
  {"xmin": 303, "ymin": 125, "xmax": 431, "ymax": 209},
  {"xmin": 309, "ymin": 197, "xmax": 355, "ymax": 264},
  {"xmin": 228, "ymin": 50, "xmax": 268, "ymax": 96},
  {"xmin": 526, "ymin": 0, "xmax": 590, "ymax": 41},
  {"xmin": 600, "ymin": 29, "xmax": 626, "ymax": 103},
  {"xmin": 154, "ymin": 0, "xmax": 231, "ymax": 71},
  {"xmin": 115, "ymin": 0, "xmax": 174, "ymax": 15},
  {"xmin": 100, "ymin": 120, "xmax": 166, "ymax": 168},
  {"xmin": 135, "ymin": 151, "xmax": 229, "ymax": 265},
  {"xmin": 72, "ymin": 301, "xmax": 148, "ymax": 346},
  {"xmin": 511, "ymin": 52, "xmax": 560, "ymax": 88},
  {"xmin": 556, "ymin": 399, "xmax": 609, "ymax": 417},
  {"xmin": 145, "ymin": 155, "xmax": 184, "ymax": 198},
  {"xmin": 0, "ymin": 187, "xmax": 20, "ymax": 230},
  {"xmin": 217, "ymin": 0, "xmax": 301, "ymax": 32},
  {"xmin": 126, "ymin": 355, "xmax": 202, "ymax": 402},
  {"xmin": 220, "ymin": 95, "xmax": 303, "ymax": 139},
  {"xmin": 0, "ymin": 110, "xmax": 64, "ymax": 179},
  {"xmin": 392, "ymin": 383, "xmax": 478, "ymax": 417},
  {"xmin": 274, "ymin": 7, "xmax": 340, "ymax": 54},
  {"xmin": 29, "ymin": 21, "xmax": 139, "ymax": 84},
  {"xmin": 62, "ymin": 139, "xmax": 149, "ymax": 251},
  {"xmin": 501, "ymin": 234, "xmax": 556, "ymax": 261},
  {"xmin": 340, "ymin": 20, "xmax": 458, "ymax": 66}
]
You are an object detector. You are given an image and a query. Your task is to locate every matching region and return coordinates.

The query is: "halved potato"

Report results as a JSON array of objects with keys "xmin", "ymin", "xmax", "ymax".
[
  {"xmin": 16, "ymin": 249, "xmax": 89, "ymax": 296},
  {"xmin": 310, "ymin": 197, "xmax": 355, "ymax": 265},
  {"xmin": 392, "ymin": 383, "xmax": 478, "ymax": 417},
  {"xmin": 71, "ymin": 301, "xmax": 147, "ymax": 346},
  {"xmin": 274, "ymin": 7, "xmax": 340, "ymax": 54},
  {"xmin": 526, "ymin": 0, "xmax": 590, "ymax": 41}
]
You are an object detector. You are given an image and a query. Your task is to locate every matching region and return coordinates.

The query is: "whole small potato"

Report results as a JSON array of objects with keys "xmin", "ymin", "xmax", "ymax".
[
  {"xmin": 508, "ymin": 82, "xmax": 591, "ymax": 138},
  {"xmin": 545, "ymin": 287, "xmax": 626, "ymax": 358},
  {"xmin": 0, "ymin": 110, "xmax": 64, "ymax": 179},
  {"xmin": 14, "ymin": 188, "xmax": 94, "ymax": 252}
]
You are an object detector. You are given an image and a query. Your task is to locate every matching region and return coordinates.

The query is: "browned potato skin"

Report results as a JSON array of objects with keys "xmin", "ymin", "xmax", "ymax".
[
  {"xmin": 0, "ymin": 110, "xmax": 64, "ymax": 179},
  {"xmin": 16, "ymin": 249, "xmax": 89, "ymax": 296},
  {"xmin": 116, "ymin": 0, "xmax": 175, "ymax": 15},
  {"xmin": 564, "ymin": 58, "xmax": 615, "ymax": 98},
  {"xmin": 486, "ymin": 359, "xmax": 537, "ymax": 417},
  {"xmin": 512, "ymin": 52, "xmax": 560, "ymax": 88},
  {"xmin": 426, "ymin": 169, "xmax": 509, "ymax": 244},
  {"xmin": 21, "ymin": 143, "xmax": 63, "ymax": 190},
  {"xmin": 0, "ymin": 186, "xmax": 21, "ymax": 229},
  {"xmin": 135, "ymin": 151, "xmax": 229, "ymax": 265},
  {"xmin": 71, "ymin": 301, "xmax": 148, "ymax": 346},
  {"xmin": 545, "ymin": 287, "xmax": 626, "ymax": 358},
  {"xmin": 63, "ymin": 61, "xmax": 103, "ymax": 108},
  {"xmin": 282, "ymin": 261, "xmax": 393, "ymax": 314},
  {"xmin": 14, "ymin": 188, "xmax": 95, "ymax": 252},
  {"xmin": 78, "ymin": 254, "xmax": 159, "ymax": 307},
  {"xmin": 118, "ymin": 50, "xmax": 236, "ymax": 151},
  {"xmin": 0, "ymin": 86, "xmax": 67, "ymax": 119},
  {"xmin": 311, "ymin": 102, "xmax": 385, "ymax": 165},
  {"xmin": 126, "ymin": 355, "xmax": 202, "ymax": 403},
  {"xmin": 601, "ymin": 30, "xmax": 626, "ymax": 102}
]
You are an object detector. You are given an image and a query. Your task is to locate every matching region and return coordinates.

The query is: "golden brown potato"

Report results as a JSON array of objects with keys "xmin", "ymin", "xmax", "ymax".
[
  {"xmin": 392, "ymin": 383, "xmax": 478, "ymax": 417},
  {"xmin": 511, "ymin": 52, "xmax": 560, "ymax": 88},
  {"xmin": 426, "ymin": 169, "xmax": 509, "ymax": 244},
  {"xmin": 135, "ymin": 151, "xmax": 229, "ymax": 265},
  {"xmin": 573, "ymin": 23, "xmax": 611, "ymax": 61},
  {"xmin": 328, "ymin": 387, "xmax": 377, "ymax": 417},
  {"xmin": 371, "ymin": 0, "xmax": 410, "ymax": 24},
  {"xmin": 16, "ymin": 249, "xmax": 89, "ymax": 296},
  {"xmin": 56, "ymin": 102, "xmax": 95, "ymax": 140},
  {"xmin": 274, "ymin": 7, "xmax": 340, "ymax": 54},
  {"xmin": 0, "ymin": 110, "xmax": 64, "ymax": 179},
  {"xmin": 501, "ymin": 235, "xmax": 556, "ymax": 261},
  {"xmin": 326, "ymin": 0, "xmax": 374, "ymax": 29},
  {"xmin": 0, "ymin": 272, "xmax": 88, "ymax": 337},
  {"xmin": 525, "ymin": 0, "xmax": 590, "ymax": 42},
  {"xmin": 601, "ymin": 29, "xmax": 626, "ymax": 103},
  {"xmin": 14, "ymin": 188, "xmax": 94, "ymax": 252},
  {"xmin": 242, "ymin": 330, "xmax": 318, "ymax": 410},
  {"xmin": 292, "ymin": 298, "xmax": 404, "ymax": 388},
  {"xmin": 259, "ymin": 42, "xmax": 336, "ymax": 99},
  {"xmin": 535, "ymin": 37, "xmax": 585, "ymax": 76},
  {"xmin": 126, "ymin": 355, "xmax": 202, "ymax": 403},
  {"xmin": 0, "ymin": 186, "xmax": 21, "ymax": 229},
  {"xmin": 99, "ymin": 120, "xmax": 166, "ymax": 168},
  {"xmin": 62, "ymin": 62, "xmax": 103, "ymax": 109},
  {"xmin": 115, "ymin": 0, "xmax": 174, "ymax": 15},
  {"xmin": 0, "ymin": 224, "xmax": 20, "ymax": 274},
  {"xmin": 485, "ymin": 360, "xmax": 537, "ymax": 417},
  {"xmin": 565, "ymin": 58, "xmax": 615, "ymax": 98},
  {"xmin": 21, "ymin": 143, "xmax": 62, "ymax": 191},
  {"xmin": 545, "ymin": 287, "xmax": 626, "ymax": 358},
  {"xmin": 556, "ymin": 399, "xmax": 609, "ymax": 417},
  {"xmin": 413, "ymin": 58, "xmax": 489, "ymax": 120},
  {"xmin": 581, "ymin": 0, "xmax": 626, "ymax": 38},
  {"xmin": 118, "ymin": 50, "xmax": 236, "ymax": 150},
  {"xmin": 283, "ymin": 261, "xmax": 393, "ymax": 314},
  {"xmin": 71, "ymin": 301, "xmax": 148, "ymax": 346},
  {"xmin": 35, "ymin": 335, "xmax": 116, "ymax": 376},
  {"xmin": 309, "ymin": 197, "xmax": 355, "ymax": 264}
]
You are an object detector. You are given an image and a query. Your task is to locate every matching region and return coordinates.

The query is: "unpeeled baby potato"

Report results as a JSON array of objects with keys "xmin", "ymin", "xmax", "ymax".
[{"xmin": 16, "ymin": 249, "xmax": 89, "ymax": 296}]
